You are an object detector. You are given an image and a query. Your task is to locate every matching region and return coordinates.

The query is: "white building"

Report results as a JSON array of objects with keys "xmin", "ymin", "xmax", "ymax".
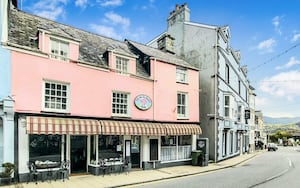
[{"xmin": 148, "ymin": 3, "xmax": 250, "ymax": 162}]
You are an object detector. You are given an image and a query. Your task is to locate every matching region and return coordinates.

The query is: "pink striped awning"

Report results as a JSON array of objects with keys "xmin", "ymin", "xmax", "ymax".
[
  {"xmin": 26, "ymin": 116, "xmax": 101, "ymax": 135},
  {"xmin": 164, "ymin": 124, "xmax": 202, "ymax": 135},
  {"xmin": 100, "ymin": 120, "xmax": 166, "ymax": 136}
]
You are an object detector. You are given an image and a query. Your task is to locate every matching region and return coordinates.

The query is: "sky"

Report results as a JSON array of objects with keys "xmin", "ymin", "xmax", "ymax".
[{"xmin": 18, "ymin": 0, "xmax": 300, "ymax": 118}]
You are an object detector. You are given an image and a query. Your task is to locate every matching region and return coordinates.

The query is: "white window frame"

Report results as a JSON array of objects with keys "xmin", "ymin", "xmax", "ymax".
[
  {"xmin": 176, "ymin": 67, "xmax": 188, "ymax": 83},
  {"xmin": 50, "ymin": 38, "xmax": 69, "ymax": 61},
  {"xmin": 112, "ymin": 91, "xmax": 130, "ymax": 117},
  {"xmin": 177, "ymin": 92, "xmax": 188, "ymax": 119},
  {"xmin": 116, "ymin": 56, "xmax": 129, "ymax": 75},
  {"xmin": 42, "ymin": 80, "xmax": 70, "ymax": 113},
  {"xmin": 224, "ymin": 95, "xmax": 230, "ymax": 118}
]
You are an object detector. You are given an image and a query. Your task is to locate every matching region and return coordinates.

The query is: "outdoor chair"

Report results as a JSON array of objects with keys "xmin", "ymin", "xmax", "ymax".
[
  {"xmin": 59, "ymin": 160, "xmax": 70, "ymax": 182},
  {"xmin": 27, "ymin": 162, "xmax": 40, "ymax": 184}
]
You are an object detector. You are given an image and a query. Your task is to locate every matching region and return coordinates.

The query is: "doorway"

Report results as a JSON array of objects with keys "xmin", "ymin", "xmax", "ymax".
[
  {"xmin": 71, "ymin": 135, "xmax": 87, "ymax": 173},
  {"xmin": 131, "ymin": 136, "xmax": 140, "ymax": 168}
]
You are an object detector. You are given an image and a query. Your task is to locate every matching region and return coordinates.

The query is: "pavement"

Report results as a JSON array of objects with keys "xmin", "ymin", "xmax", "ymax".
[{"xmin": 3, "ymin": 151, "xmax": 262, "ymax": 188}]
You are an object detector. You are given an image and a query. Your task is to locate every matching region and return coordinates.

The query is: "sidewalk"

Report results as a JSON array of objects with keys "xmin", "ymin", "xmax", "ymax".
[{"xmin": 3, "ymin": 152, "xmax": 261, "ymax": 188}]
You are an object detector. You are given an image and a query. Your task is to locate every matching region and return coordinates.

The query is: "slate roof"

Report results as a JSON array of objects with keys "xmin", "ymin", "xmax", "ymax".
[
  {"xmin": 7, "ymin": 8, "xmax": 145, "ymax": 73},
  {"xmin": 127, "ymin": 40, "xmax": 198, "ymax": 70},
  {"xmin": 7, "ymin": 7, "xmax": 197, "ymax": 79}
]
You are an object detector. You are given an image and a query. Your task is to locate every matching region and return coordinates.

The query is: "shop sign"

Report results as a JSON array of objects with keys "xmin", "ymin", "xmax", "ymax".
[{"xmin": 134, "ymin": 94, "xmax": 152, "ymax": 111}]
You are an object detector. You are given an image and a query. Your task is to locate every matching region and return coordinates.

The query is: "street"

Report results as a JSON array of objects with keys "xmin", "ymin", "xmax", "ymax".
[{"xmin": 133, "ymin": 146, "xmax": 300, "ymax": 188}]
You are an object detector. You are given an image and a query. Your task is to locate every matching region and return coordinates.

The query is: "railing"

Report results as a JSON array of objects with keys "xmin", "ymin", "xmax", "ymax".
[{"xmin": 161, "ymin": 145, "xmax": 192, "ymax": 161}]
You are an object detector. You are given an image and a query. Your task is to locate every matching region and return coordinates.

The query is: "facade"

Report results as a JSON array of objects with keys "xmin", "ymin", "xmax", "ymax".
[
  {"xmin": 1, "ymin": 1, "xmax": 202, "ymax": 182},
  {"xmin": 0, "ymin": 0, "xmax": 15, "ymax": 169},
  {"xmin": 148, "ymin": 3, "xmax": 250, "ymax": 162},
  {"xmin": 255, "ymin": 111, "xmax": 265, "ymax": 148},
  {"xmin": 249, "ymin": 86, "xmax": 259, "ymax": 151}
]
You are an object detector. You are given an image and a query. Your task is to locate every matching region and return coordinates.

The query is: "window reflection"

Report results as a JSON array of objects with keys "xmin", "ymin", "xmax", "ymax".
[
  {"xmin": 98, "ymin": 135, "xmax": 123, "ymax": 159},
  {"xmin": 29, "ymin": 135, "xmax": 61, "ymax": 162}
]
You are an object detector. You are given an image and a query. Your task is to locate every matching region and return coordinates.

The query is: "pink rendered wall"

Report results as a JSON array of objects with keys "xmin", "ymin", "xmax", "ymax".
[
  {"xmin": 11, "ymin": 51, "xmax": 153, "ymax": 119},
  {"xmin": 153, "ymin": 60, "xmax": 199, "ymax": 122},
  {"xmin": 11, "ymin": 51, "xmax": 199, "ymax": 122}
]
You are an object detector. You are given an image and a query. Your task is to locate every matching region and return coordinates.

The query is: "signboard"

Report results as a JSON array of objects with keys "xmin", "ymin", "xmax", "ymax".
[{"xmin": 134, "ymin": 94, "xmax": 152, "ymax": 111}]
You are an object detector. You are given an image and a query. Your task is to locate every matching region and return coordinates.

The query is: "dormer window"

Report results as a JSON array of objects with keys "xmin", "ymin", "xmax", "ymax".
[
  {"xmin": 50, "ymin": 38, "xmax": 69, "ymax": 61},
  {"xmin": 116, "ymin": 56, "xmax": 129, "ymax": 75}
]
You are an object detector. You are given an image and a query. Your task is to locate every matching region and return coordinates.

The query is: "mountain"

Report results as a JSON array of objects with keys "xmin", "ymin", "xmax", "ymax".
[{"xmin": 264, "ymin": 116, "xmax": 300, "ymax": 125}]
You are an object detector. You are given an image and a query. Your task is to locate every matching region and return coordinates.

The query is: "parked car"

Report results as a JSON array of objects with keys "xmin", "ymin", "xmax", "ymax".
[{"xmin": 267, "ymin": 143, "xmax": 278, "ymax": 151}]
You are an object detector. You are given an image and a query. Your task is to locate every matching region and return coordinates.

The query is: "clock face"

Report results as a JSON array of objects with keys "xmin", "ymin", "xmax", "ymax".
[{"xmin": 134, "ymin": 95, "xmax": 152, "ymax": 111}]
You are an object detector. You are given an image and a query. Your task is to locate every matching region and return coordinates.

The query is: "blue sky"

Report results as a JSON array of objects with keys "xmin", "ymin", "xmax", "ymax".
[{"xmin": 19, "ymin": 0, "xmax": 300, "ymax": 118}]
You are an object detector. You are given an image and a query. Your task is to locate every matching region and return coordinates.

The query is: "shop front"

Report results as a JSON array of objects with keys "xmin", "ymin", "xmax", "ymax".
[{"xmin": 17, "ymin": 116, "xmax": 202, "ymax": 181}]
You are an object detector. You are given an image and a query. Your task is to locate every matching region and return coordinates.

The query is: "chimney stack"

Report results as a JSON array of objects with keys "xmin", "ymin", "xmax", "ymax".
[{"xmin": 167, "ymin": 3, "xmax": 190, "ymax": 27}]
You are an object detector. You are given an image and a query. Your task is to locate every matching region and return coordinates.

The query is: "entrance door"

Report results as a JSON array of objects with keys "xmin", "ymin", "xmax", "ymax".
[
  {"xmin": 150, "ymin": 139, "xmax": 158, "ymax": 161},
  {"xmin": 131, "ymin": 136, "xmax": 140, "ymax": 168},
  {"xmin": 71, "ymin": 135, "xmax": 87, "ymax": 173}
]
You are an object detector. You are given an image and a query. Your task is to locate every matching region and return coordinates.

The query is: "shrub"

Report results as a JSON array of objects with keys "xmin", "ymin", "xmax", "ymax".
[{"xmin": 0, "ymin": 162, "xmax": 15, "ymax": 178}]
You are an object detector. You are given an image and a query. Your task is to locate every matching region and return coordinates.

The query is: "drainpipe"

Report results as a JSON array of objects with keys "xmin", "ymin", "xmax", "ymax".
[
  {"xmin": 214, "ymin": 28, "xmax": 219, "ymax": 162},
  {"xmin": 152, "ymin": 57, "xmax": 156, "ymax": 121}
]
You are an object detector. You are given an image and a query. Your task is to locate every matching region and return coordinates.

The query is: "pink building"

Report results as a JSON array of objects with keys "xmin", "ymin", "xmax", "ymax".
[{"xmin": 4, "ymin": 3, "xmax": 201, "ymax": 181}]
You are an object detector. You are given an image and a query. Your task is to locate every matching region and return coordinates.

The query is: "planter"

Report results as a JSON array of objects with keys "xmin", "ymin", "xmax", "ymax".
[{"xmin": 0, "ymin": 177, "xmax": 12, "ymax": 185}]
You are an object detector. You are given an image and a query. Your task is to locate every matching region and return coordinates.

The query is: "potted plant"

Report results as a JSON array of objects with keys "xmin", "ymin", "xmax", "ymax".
[{"xmin": 0, "ymin": 162, "xmax": 15, "ymax": 185}]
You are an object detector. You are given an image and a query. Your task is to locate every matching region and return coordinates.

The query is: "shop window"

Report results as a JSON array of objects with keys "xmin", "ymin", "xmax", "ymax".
[
  {"xmin": 178, "ymin": 135, "xmax": 191, "ymax": 145},
  {"xmin": 98, "ymin": 135, "xmax": 123, "ymax": 159},
  {"xmin": 29, "ymin": 135, "xmax": 61, "ymax": 162},
  {"xmin": 161, "ymin": 136, "xmax": 176, "ymax": 146}
]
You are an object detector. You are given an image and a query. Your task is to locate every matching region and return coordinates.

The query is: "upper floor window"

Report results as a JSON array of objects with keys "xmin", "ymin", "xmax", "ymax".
[
  {"xmin": 224, "ymin": 95, "xmax": 230, "ymax": 118},
  {"xmin": 177, "ymin": 92, "xmax": 188, "ymax": 119},
  {"xmin": 43, "ymin": 81, "xmax": 69, "ymax": 113},
  {"xmin": 237, "ymin": 105, "xmax": 242, "ymax": 122},
  {"xmin": 176, "ymin": 67, "xmax": 188, "ymax": 83},
  {"xmin": 112, "ymin": 92, "xmax": 130, "ymax": 116},
  {"xmin": 50, "ymin": 38, "xmax": 69, "ymax": 61},
  {"xmin": 225, "ymin": 64, "xmax": 230, "ymax": 84},
  {"xmin": 116, "ymin": 57, "xmax": 129, "ymax": 75}
]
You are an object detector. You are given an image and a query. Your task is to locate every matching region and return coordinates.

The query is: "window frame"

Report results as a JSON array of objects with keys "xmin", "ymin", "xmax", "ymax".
[
  {"xmin": 112, "ymin": 91, "xmax": 130, "ymax": 117},
  {"xmin": 224, "ymin": 95, "xmax": 230, "ymax": 118},
  {"xmin": 50, "ymin": 37, "xmax": 69, "ymax": 62},
  {"xmin": 176, "ymin": 66, "xmax": 188, "ymax": 83},
  {"xmin": 116, "ymin": 56, "xmax": 129, "ymax": 75},
  {"xmin": 42, "ymin": 80, "xmax": 70, "ymax": 113},
  {"xmin": 225, "ymin": 64, "xmax": 230, "ymax": 84},
  {"xmin": 177, "ymin": 92, "xmax": 188, "ymax": 119}
]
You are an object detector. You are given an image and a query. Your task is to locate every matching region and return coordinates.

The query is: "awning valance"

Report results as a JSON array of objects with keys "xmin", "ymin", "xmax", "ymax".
[
  {"xmin": 100, "ymin": 120, "xmax": 166, "ymax": 136},
  {"xmin": 26, "ymin": 116, "xmax": 101, "ymax": 135},
  {"xmin": 164, "ymin": 123, "xmax": 202, "ymax": 135}
]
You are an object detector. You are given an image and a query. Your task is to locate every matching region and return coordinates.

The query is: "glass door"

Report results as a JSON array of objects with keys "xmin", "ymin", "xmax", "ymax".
[
  {"xmin": 71, "ymin": 135, "xmax": 87, "ymax": 173},
  {"xmin": 131, "ymin": 136, "xmax": 140, "ymax": 168}
]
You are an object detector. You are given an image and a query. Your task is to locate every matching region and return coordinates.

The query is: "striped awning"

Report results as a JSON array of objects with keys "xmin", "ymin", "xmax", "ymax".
[
  {"xmin": 26, "ymin": 116, "xmax": 101, "ymax": 135},
  {"xmin": 100, "ymin": 120, "xmax": 166, "ymax": 136},
  {"xmin": 164, "ymin": 123, "xmax": 202, "ymax": 135}
]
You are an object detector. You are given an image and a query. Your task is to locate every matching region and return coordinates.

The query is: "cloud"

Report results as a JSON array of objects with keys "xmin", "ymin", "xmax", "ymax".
[
  {"xmin": 30, "ymin": 0, "xmax": 67, "ymax": 20},
  {"xmin": 259, "ymin": 70, "xmax": 300, "ymax": 100},
  {"xmin": 291, "ymin": 33, "xmax": 300, "ymax": 42},
  {"xmin": 104, "ymin": 11, "xmax": 130, "ymax": 30},
  {"xmin": 97, "ymin": 0, "xmax": 123, "ymax": 7},
  {"xmin": 256, "ymin": 38, "xmax": 276, "ymax": 53},
  {"xmin": 272, "ymin": 16, "xmax": 283, "ymax": 35},
  {"xmin": 276, "ymin": 57, "xmax": 300, "ymax": 70},
  {"xmin": 90, "ymin": 24, "xmax": 122, "ymax": 39},
  {"xmin": 75, "ymin": 0, "xmax": 88, "ymax": 9}
]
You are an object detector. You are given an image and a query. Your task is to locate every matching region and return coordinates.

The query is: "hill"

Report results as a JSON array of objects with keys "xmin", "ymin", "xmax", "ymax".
[{"xmin": 263, "ymin": 116, "xmax": 300, "ymax": 125}]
